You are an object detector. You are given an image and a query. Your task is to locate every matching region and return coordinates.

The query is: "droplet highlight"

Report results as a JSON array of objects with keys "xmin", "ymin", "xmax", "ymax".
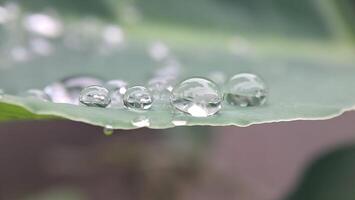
[
  {"xmin": 123, "ymin": 86, "xmax": 153, "ymax": 111},
  {"xmin": 79, "ymin": 85, "xmax": 111, "ymax": 108},
  {"xmin": 172, "ymin": 120, "xmax": 187, "ymax": 126},
  {"xmin": 131, "ymin": 116, "xmax": 150, "ymax": 128},
  {"xmin": 225, "ymin": 73, "xmax": 267, "ymax": 107},
  {"xmin": 171, "ymin": 77, "xmax": 223, "ymax": 117}
]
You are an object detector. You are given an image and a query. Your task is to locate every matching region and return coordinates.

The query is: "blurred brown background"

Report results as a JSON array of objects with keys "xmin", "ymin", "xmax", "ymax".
[{"xmin": 0, "ymin": 111, "xmax": 354, "ymax": 200}]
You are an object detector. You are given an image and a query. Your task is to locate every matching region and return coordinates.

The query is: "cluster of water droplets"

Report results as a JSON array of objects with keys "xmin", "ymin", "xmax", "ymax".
[
  {"xmin": 0, "ymin": 2, "xmax": 268, "ymax": 131},
  {"xmin": 7, "ymin": 71, "xmax": 267, "ymax": 131},
  {"xmin": 19, "ymin": 72, "xmax": 266, "ymax": 115}
]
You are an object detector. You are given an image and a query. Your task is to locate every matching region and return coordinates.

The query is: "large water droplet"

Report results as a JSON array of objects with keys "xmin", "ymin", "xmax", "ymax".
[
  {"xmin": 171, "ymin": 77, "xmax": 223, "ymax": 117},
  {"xmin": 131, "ymin": 116, "xmax": 150, "ymax": 128},
  {"xmin": 123, "ymin": 86, "xmax": 153, "ymax": 111},
  {"xmin": 79, "ymin": 86, "xmax": 111, "ymax": 108},
  {"xmin": 21, "ymin": 89, "xmax": 51, "ymax": 101},
  {"xmin": 225, "ymin": 73, "xmax": 267, "ymax": 107},
  {"xmin": 44, "ymin": 76, "xmax": 103, "ymax": 104},
  {"xmin": 103, "ymin": 125, "xmax": 114, "ymax": 136}
]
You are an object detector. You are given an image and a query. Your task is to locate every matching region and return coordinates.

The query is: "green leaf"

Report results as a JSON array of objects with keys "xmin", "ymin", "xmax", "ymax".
[{"xmin": 0, "ymin": 0, "xmax": 355, "ymax": 129}]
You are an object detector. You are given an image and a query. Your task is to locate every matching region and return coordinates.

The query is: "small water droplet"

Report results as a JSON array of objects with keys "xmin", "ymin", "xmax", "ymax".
[
  {"xmin": 123, "ymin": 86, "xmax": 153, "ymax": 111},
  {"xmin": 131, "ymin": 116, "xmax": 150, "ymax": 128},
  {"xmin": 172, "ymin": 120, "xmax": 187, "ymax": 126},
  {"xmin": 103, "ymin": 125, "xmax": 114, "ymax": 136},
  {"xmin": 21, "ymin": 89, "xmax": 51, "ymax": 101},
  {"xmin": 171, "ymin": 77, "xmax": 223, "ymax": 117},
  {"xmin": 79, "ymin": 85, "xmax": 111, "ymax": 108},
  {"xmin": 225, "ymin": 73, "xmax": 267, "ymax": 107},
  {"xmin": 23, "ymin": 13, "xmax": 62, "ymax": 38},
  {"xmin": 44, "ymin": 76, "xmax": 103, "ymax": 104}
]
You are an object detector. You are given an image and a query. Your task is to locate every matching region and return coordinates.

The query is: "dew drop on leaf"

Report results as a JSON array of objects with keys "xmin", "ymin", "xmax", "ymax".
[
  {"xmin": 123, "ymin": 86, "xmax": 153, "ymax": 111},
  {"xmin": 225, "ymin": 73, "xmax": 267, "ymax": 107},
  {"xmin": 79, "ymin": 86, "xmax": 111, "ymax": 108},
  {"xmin": 103, "ymin": 125, "xmax": 114, "ymax": 136},
  {"xmin": 171, "ymin": 77, "xmax": 223, "ymax": 117}
]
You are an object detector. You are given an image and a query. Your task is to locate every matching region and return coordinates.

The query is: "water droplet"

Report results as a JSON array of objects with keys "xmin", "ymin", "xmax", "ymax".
[
  {"xmin": 172, "ymin": 120, "xmax": 187, "ymax": 126},
  {"xmin": 29, "ymin": 37, "xmax": 53, "ymax": 56},
  {"xmin": 123, "ymin": 86, "xmax": 153, "ymax": 111},
  {"xmin": 171, "ymin": 77, "xmax": 223, "ymax": 117},
  {"xmin": 79, "ymin": 86, "xmax": 111, "ymax": 108},
  {"xmin": 225, "ymin": 73, "xmax": 267, "ymax": 107},
  {"xmin": 131, "ymin": 116, "xmax": 150, "ymax": 128},
  {"xmin": 148, "ymin": 41, "xmax": 170, "ymax": 61},
  {"xmin": 23, "ymin": 13, "xmax": 62, "ymax": 38},
  {"xmin": 44, "ymin": 76, "xmax": 103, "ymax": 104},
  {"xmin": 103, "ymin": 125, "xmax": 114, "ymax": 136},
  {"xmin": 21, "ymin": 89, "xmax": 51, "ymax": 101},
  {"xmin": 105, "ymin": 80, "xmax": 128, "ymax": 107}
]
